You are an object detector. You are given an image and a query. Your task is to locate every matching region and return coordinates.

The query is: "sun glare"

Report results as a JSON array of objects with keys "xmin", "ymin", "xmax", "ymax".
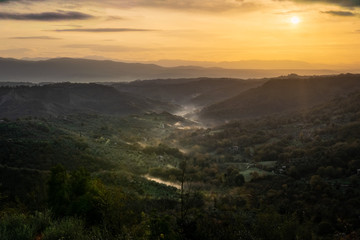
[{"xmin": 291, "ymin": 16, "xmax": 300, "ymax": 24}]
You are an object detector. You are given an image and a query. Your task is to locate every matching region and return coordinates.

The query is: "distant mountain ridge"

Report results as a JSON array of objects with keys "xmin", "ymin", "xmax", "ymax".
[
  {"xmin": 146, "ymin": 59, "xmax": 335, "ymax": 69},
  {"xmin": 0, "ymin": 57, "xmax": 340, "ymax": 82}
]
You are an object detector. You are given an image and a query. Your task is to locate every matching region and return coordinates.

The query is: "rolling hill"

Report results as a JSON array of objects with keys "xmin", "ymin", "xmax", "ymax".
[
  {"xmin": 111, "ymin": 77, "xmax": 265, "ymax": 108},
  {"xmin": 199, "ymin": 74, "xmax": 360, "ymax": 123},
  {"xmin": 0, "ymin": 83, "xmax": 177, "ymax": 119}
]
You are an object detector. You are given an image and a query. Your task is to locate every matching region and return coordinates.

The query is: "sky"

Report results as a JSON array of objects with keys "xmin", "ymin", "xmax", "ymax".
[{"xmin": 0, "ymin": 0, "xmax": 359, "ymax": 67}]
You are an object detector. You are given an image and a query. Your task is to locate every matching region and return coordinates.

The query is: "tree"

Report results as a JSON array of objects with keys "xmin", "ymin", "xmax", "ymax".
[
  {"xmin": 47, "ymin": 165, "xmax": 69, "ymax": 217},
  {"xmin": 224, "ymin": 167, "xmax": 245, "ymax": 187},
  {"xmin": 47, "ymin": 165, "xmax": 102, "ymax": 224},
  {"xmin": 68, "ymin": 168, "xmax": 102, "ymax": 224},
  {"xmin": 309, "ymin": 175, "xmax": 327, "ymax": 191}
]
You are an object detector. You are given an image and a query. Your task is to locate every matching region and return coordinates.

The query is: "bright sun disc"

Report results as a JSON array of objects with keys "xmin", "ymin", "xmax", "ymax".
[{"xmin": 291, "ymin": 16, "xmax": 300, "ymax": 24}]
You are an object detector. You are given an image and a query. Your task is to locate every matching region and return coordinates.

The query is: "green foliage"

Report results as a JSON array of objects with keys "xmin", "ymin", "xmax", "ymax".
[
  {"xmin": 42, "ymin": 217, "xmax": 88, "ymax": 240},
  {"xmin": 0, "ymin": 210, "xmax": 53, "ymax": 240},
  {"xmin": 0, "ymin": 119, "xmax": 113, "ymax": 173},
  {"xmin": 95, "ymin": 170, "xmax": 178, "ymax": 199},
  {"xmin": 0, "ymin": 213, "xmax": 35, "ymax": 240},
  {"xmin": 149, "ymin": 167, "xmax": 182, "ymax": 181},
  {"xmin": 98, "ymin": 186, "xmax": 144, "ymax": 237},
  {"xmin": 47, "ymin": 165, "xmax": 103, "ymax": 224},
  {"xmin": 1, "ymin": 88, "xmax": 360, "ymax": 239},
  {"xmin": 143, "ymin": 144, "xmax": 183, "ymax": 159},
  {"xmin": 224, "ymin": 167, "xmax": 245, "ymax": 187},
  {"xmin": 148, "ymin": 214, "xmax": 177, "ymax": 240},
  {"xmin": 68, "ymin": 169, "xmax": 103, "ymax": 224},
  {"xmin": 0, "ymin": 165, "xmax": 48, "ymax": 209},
  {"xmin": 30, "ymin": 210, "xmax": 52, "ymax": 236},
  {"xmin": 47, "ymin": 165, "xmax": 70, "ymax": 217}
]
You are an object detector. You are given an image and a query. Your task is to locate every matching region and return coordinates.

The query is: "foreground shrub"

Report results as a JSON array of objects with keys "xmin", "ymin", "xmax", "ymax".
[
  {"xmin": 42, "ymin": 217, "xmax": 88, "ymax": 240},
  {"xmin": 0, "ymin": 213, "xmax": 35, "ymax": 240}
]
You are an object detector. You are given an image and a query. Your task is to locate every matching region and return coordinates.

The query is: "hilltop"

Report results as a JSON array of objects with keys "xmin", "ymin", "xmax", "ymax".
[{"xmin": 199, "ymin": 74, "xmax": 360, "ymax": 123}]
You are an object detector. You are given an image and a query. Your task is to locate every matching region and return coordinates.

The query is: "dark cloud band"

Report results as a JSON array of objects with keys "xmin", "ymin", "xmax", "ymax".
[
  {"xmin": 0, "ymin": 0, "xmax": 261, "ymax": 12},
  {"xmin": 53, "ymin": 28, "xmax": 153, "ymax": 32},
  {"xmin": 322, "ymin": 10, "xmax": 356, "ymax": 16},
  {"xmin": 10, "ymin": 36, "xmax": 61, "ymax": 39},
  {"xmin": 0, "ymin": 11, "xmax": 93, "ymax": 21},
  {"xmin": 277, "ymin": 0, "xmax": 360, "ymax": 7}
]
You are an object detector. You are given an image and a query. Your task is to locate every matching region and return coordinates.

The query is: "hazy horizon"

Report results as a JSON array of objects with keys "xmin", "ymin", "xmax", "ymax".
[{"xmin": 3, "ymin": 57, "xmax": 360, "ymax": 74}]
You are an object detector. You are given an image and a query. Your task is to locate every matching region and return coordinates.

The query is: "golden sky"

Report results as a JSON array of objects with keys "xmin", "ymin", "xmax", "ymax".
[{"xmin": 0, "ymin": 0, "xmax": 359, "ymax": 66}]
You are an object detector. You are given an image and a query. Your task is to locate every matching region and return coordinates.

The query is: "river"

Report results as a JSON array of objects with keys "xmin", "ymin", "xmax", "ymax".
[{"xmin": 143, "ymin": 175, "xmax": 181, "ymax": 190}]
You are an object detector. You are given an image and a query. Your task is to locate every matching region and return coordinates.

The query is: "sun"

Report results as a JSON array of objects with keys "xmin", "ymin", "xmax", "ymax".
[{"xmin": 291, "ymin": 16, "xmax": 300, "ymax": 24}]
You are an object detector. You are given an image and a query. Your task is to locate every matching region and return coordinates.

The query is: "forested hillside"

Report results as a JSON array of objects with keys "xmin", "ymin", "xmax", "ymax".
[
  {"xmin": 0, "ymin": 81, "xmax": 359, "ymax": 239},
  {"xmin": 111, "ymin": 77, "xmax": 265, "ymax": 108},
  {"xmin": 0, "ymin": 83, "xmax": 177, "ymax": 119},
  {"xmin": 199, "ymin": 74, "xmax": 360, "ymax": 123}
]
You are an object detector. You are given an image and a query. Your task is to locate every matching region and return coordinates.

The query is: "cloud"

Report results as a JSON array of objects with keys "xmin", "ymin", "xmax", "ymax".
[
  {"xmin": 9, "ymin": 36, "xmax": 61, "ymax": 39},
  {"xmin": 321, "ymin": 10, "xmax": 356, "ymax": 16},
  {"xmin": 54, "ymin": 24, "xmax": 83, "ymax": 27},
  {"xmin": 0, "ymin": 0, "xmax": 263, "ymax": 13},
  {"xmin": 52, "ymin": 28, "xmax": 153, "ymax": 32},
  {"xmin": 0, "ymin": 11, "xmax": 93, "ymax": 21},
  {"xmin": 275, "ymin": 9, "xmax": 306, "ymax": 14},
  {"xmin": 69, "ymin": 0, "xmax": 263, "ymax": 12},
  {"xmin": 130, "ymin": 0, "xmax": 253, "ymax": 11},
  {"xmin": 0, "ymin": 48, "xmax": 31, "ymax": 54},
  {"xmin": 106, "ymin": 16, "xmax": 125, "ymax": 21},
  {"xmin": 4, "ymin": 0, "xmax": 358, "ymax": 11},
  {"xmin": 64, "ymin": 44, "xmax": 146, "ymax": 52},
  {"xmin": 276, "ymin": 0, "xmax": 360, "ymax": 8}
]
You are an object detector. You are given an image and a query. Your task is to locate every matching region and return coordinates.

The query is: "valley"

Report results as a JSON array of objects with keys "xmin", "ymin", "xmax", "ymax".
[{"xmin": 0, "ymin": 73, "xmax": 359, "ymax": 239}]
